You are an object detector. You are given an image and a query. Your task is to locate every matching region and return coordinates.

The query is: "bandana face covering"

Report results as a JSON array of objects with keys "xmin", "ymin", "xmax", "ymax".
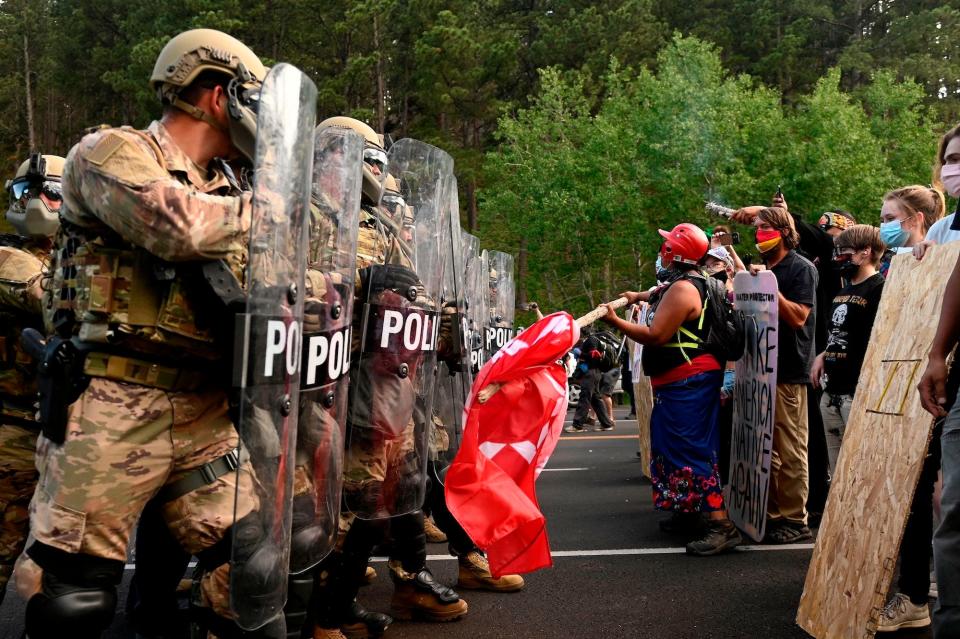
[{"xmin": 755, "ymin": 228, "xmax": 782, "ymax": 254}]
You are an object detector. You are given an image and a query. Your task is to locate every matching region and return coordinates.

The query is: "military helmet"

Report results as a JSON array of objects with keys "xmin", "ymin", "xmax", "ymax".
[
  {"xmin": 380, "ymin": 174, "xmax": 405, "ymax": 222},
  {"xmin": 5, "ymin": 153, "xmax": 65, "ymax": 238},
  {"xmin": 317, "ymin": 116, "xmax": 387, "ymax": 206},
  {"xmin": 150, "ymin": 29, "xmax": 266, "ymax": 162}
]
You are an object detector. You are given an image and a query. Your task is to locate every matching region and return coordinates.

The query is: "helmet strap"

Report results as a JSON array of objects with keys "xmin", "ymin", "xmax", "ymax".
[{"xmin": 171, "ymin": 96, "xmax": 228, "ymax": 133}]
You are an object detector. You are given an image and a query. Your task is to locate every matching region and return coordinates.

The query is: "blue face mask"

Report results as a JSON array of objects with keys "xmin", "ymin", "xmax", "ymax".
[
  {"xmin": 879, "ymin": 219, "xmax": 910, "ymax": 248},
  {"xmin": 655, "ymin": 255, "xmax": 670, "ymax": 281}
]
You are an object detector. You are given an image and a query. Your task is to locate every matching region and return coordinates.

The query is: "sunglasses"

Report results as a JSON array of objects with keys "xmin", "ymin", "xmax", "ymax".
[{"xmin": 10, "ymin": 178, "xmax": 61, "ymax": 202}]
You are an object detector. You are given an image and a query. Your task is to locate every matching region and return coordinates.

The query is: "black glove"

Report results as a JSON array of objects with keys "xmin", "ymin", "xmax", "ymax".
[{"xmin": 358, "ymin": 264, "xmax": 422, "ymax": 296}]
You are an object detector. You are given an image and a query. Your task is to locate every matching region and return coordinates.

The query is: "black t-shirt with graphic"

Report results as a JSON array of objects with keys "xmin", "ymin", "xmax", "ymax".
[{"xmin": 823, "ymin": 273, "xmax": 885, "ymax": 395}]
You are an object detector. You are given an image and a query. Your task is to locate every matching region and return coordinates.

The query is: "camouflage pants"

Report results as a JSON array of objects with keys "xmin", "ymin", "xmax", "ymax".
[
  {"xmin": 19, "ymin": 377, "xmax": 258, "ymax": 618},
  {"xmin": 0, "ymin": 423, "xmax": 39, "ymax": 593},
  {"xmin": 338, "ymin": 422, "xmax": 419, "ymax": 542}
]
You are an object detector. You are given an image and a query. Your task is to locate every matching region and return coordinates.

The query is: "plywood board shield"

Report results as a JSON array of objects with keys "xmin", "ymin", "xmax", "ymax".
[
  {"xmin": 797, "ymin": 243, "xmax": 960, "ymax": 639},
  {"xmin": 728, "ymin": 271, "xmax": 779, "ymax": 542}
]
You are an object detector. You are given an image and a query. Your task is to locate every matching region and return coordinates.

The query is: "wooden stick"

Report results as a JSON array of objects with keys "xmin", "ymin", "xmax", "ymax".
[{"xmin": 575, "ymin": 297, "xmax": 629, "ymax": 328}]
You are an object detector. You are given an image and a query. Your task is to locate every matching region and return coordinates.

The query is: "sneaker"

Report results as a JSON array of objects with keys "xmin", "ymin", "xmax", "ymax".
[
  {"xmin": 563, "ymin": 424, "xmax": 584, "ymax": 433},
  {"xmin": 765, "ymin": 521, "xmax": 813, "ymax": 544},
  {"xmin": 626, "ymin": 412, "xmax": 637, "ymax": 419},
  {"xmin": 599, "ymin": 424, "xmax": 614, "ymax": 431},
  {"xmin": 876, "ymin": 593, "xmax": 930, "ymax": 632},
  {"xmin": 457, "ymin": 551, "xmax": 525, "ymax": 592},
  {"xmin": 685, "ymin": 518, "xmax": 742, "ymax": 556},
  {"xmin": 424, "ymin": 517, "xmax": 447, "ymax": 543}
]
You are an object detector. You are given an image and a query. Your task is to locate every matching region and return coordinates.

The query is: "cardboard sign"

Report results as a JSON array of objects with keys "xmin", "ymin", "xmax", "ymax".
[
  {"xmin": 629, "ymin": 303, "xmax": 653, "ymax": 479},
  {"xmin": 728, "ymin": 271, "xmax": 779, "ymax": 542},
  {"xmin": 798, "ymin": 243, "xmax": 960, "ymax": 639}
]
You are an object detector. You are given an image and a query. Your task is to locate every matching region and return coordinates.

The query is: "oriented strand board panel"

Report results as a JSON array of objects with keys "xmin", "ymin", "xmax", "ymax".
[
  {"xmin": 797, "ymin": 242, "xmax": 960, "ymax": 639},
  {"xmin": 634, "ymin": 375, "xmax": 653, "ymax": 479}
]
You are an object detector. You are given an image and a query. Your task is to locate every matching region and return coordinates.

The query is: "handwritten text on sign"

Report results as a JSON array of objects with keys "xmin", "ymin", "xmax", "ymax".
[{"xmin": 728, "ymin": 271, "xmax": 779, "ymax": 542}]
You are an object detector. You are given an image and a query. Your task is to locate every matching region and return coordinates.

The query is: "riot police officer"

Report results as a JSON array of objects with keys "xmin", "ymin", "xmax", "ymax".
[
  {"xmin": 12, "ymin": 29, "xmax": 275, "ymax": 638},
  {"xmin": 0, "ymin": 153, "xmax": 64, "ymax": 605}
]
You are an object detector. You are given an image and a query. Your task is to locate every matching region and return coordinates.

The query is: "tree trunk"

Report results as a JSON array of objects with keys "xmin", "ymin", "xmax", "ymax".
[
  {"xmin": 517, "ymin": 237, "xmax": 528, "ymax": 307},
  {"xmin": 23, "ymin": 33, "xmax": 35, "ymax": 151},
  {"xmin": 374, "ymin": 15, "xmax": 385, "ymax": 133},
  {"xmin": 466, "ymin": 178, "xmax": 478, "ymax": 232}
]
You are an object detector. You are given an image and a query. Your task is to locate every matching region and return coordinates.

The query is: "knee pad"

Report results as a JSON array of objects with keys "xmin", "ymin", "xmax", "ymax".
[
  {"xmin": 24, "ymin": 542, "xmax": 123, "ymax": 639},
  {"xmin": 197, "ymin": 513, "xmax": 286, "ymax": 631}
]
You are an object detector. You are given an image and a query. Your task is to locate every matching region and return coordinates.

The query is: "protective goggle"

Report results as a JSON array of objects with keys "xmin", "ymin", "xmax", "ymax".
[
  {"xmin": 381, "ymin": 193, "xmax": 406, "ymax": 215},
  {"xmin": 363, "ymin": 147, "xmax": 388, "ymax": 172},
  {"xmin": 9, "ymin": 178, "xmax": 61, "ymax": 202},
  {"xmin": 832, "ymin": 247, "xmax": 858, "ymax": 261}
]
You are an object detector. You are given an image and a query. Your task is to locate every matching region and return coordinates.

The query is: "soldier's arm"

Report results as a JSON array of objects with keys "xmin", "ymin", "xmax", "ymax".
[
  {"xmin": 0, "ymin": 247, "xmax": 45, "ymax": 315},
  {"xmin": 66, "ymin": 130, "xmax": 251, "ymax": 262}
]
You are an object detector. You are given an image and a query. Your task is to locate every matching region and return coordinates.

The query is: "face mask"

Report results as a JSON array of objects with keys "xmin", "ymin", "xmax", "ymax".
[
  {"xmin": 711, "ymin": 270, "xmax": 729, "ymax": 284},
  {"xmin": 755, "ymin": 228, "xmax": 782, "ymax": 254},
  {"xmin": 942, "ymin": 164, "xmax": 960, "ymax": 198},
  {"xmin": 879, "ymin": 219, "xmax": 910, "ymax": 248},
  {"xmin": 655, "ymin": 255, "xmax": 671, "ymax": 281}
]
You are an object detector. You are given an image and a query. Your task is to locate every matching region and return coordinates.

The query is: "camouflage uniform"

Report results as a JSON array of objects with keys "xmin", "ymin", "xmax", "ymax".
[
  {"xmin": 16, "ymin": 121, "xmax": 258, "ymax": 623},
  {"xmin": 0, "ymin": 238, "xmax": 47, "ymax": 597}
]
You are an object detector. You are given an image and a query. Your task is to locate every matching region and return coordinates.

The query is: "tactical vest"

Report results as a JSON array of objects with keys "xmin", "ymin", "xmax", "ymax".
[
  {"xmin": 45, "ymin": 130, "xmax": 245, "ymax": 364},
  {"xmin": 641, "ymin": 274, "xmax": 712, "ymax": 379},
  {"xmin": 0, "ymin": 237, "xmax": 47, "ymax": 425}
]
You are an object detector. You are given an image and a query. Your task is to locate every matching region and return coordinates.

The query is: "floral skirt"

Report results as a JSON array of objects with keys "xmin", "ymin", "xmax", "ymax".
[{"xmin": 650, "ymin": 370, "xmax": 725, "ymax": 513}]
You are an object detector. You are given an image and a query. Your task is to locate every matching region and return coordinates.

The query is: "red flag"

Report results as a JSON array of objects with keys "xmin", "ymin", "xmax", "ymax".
[{"xmin": 445, "ymin": 312, "xmax": 580, "ymax": 577}]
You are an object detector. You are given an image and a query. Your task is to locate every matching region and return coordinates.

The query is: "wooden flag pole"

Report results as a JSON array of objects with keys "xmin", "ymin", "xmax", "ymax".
[{"xmin": 575, "ymin": 297, "xmax": 629, "ymax": 328}]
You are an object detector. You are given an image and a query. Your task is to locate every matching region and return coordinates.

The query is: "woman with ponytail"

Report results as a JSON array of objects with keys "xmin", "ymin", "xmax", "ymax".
[{"xmin": 878, "ymin": 184, "xmax": 947, "ymax": 276}]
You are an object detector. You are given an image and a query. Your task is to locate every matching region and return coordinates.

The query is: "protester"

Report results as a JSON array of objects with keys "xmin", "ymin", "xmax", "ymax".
[
  {"xmin": 879, "ymin": 184, "xmax": 946, "ymax": 275},
  {"xmin": 913, "ymin": 124, "xmax": 960, "ymax": 260},
  {"xmin": 621, "ymin": 346, "xmax": 637, "ymax": 419},
  {"xmin": 744, "ymin": 207, "xmax": 818, "ymax": 543},
  {"xmin": 566, "ymin": 328, "xmax": 616, "ymax": 433},
  {"xmin": 919, "ymin": 247, "xmax": 960, "ymax": 638},
  {"xmin": 606, "ymin": 223, "xmax": 741, "ymax": 556},
  {"xmin": 809, "ymin": 225, "xmax": 885, "ymax": 470},
  {"xmin": 599, "ymin": 352, "xmax": 622, "ymax": 427}
]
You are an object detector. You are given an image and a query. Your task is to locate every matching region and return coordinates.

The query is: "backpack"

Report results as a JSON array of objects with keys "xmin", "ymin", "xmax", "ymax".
[
  {"xmin": 697, "ymin": 275, "xmax": 747, "ymax": 363},
  {"xmin": 591, "ymin": 331, "xmax": 622, "ymax": 372}
]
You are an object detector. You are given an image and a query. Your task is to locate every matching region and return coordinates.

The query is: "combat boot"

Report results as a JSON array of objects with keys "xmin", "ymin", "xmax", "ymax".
[
  {"xmin": 685, "ymin": 518, "xmax": 742, "ymax": 556},
  {"xmin": 389, "ymin": 562, "xmax": 468, "ymax": 622},
  {"xmin": 424, "ymin": 516, "xmax": 447, "ymax": 543},
  {"xmin": 340, "ymin": 600, "xmax": 392, "ymax": 639},
  {"xmin": 456, "ymin": 551, "xmax": 525, "ymax": 593}
]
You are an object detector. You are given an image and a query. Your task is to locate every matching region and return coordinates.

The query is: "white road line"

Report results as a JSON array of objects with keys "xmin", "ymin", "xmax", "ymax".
[
  {"xmin": 541, "ymin": 467, "xmax": 589, "ymax": 472},
  {"xmin": 122, "ymin": 543, "xmax": 814, "ymax": 570}
]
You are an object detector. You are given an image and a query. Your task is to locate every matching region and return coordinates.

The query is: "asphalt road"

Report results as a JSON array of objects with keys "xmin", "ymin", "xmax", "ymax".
[{"xmin": 0, "ymin": 406, "xmax": 936, "ymax": 638}]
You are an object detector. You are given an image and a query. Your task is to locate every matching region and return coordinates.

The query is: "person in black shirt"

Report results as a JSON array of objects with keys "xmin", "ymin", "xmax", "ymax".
[
  {"xmin": 743, "ymin": 206, "xmax": 818, "ymax": 543},
  {"xmin": 566, "ymin": 328, "xmax": 615, "ymax": 433},
  {"xmin": 809, "ymin": 225, "xmax": 885, "ymax": 470}
]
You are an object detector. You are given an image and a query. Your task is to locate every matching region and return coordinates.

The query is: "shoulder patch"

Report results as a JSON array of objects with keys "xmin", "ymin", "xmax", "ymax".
[{"xmin": 86, "ymin": 133, "xmax": 129, "ymax": 167}]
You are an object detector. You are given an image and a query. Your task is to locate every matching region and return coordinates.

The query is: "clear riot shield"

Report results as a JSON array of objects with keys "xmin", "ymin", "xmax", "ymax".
[
  {"xmin": 344, "ymin": 137, "xmax": 452, "ymax": 519},
  {"xmin": 229, "ymin": 63, "xmax": 317, "ymax": 630},
  {"xmin": 432, "ymin": 177, "xmax": 471, "ymax": 484},
  {"xmin": 288, "ymin": 127, "xmax": 364, "ymax": 574},
  {"xmin": 462, "ymin": 233, "xmax": 486, "ymax": 374},
  {"xmin": 484, "ymin": 250, "xmax": 516, "ymax": 360}
]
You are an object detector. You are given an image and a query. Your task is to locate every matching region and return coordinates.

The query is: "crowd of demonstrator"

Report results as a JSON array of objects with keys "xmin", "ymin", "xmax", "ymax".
[{"xmin": 562, "ymin": 123, "xmax": 960, "ymax": 637}]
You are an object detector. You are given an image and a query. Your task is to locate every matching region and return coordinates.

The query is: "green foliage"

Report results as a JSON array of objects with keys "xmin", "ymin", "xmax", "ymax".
[
  {"xmin": 483, "ymin": 36, "xmax": 941, "ymax": 316},
  {"xmin": 0, "ymin": 1, "xmax": 949, "ymax": 304}
]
